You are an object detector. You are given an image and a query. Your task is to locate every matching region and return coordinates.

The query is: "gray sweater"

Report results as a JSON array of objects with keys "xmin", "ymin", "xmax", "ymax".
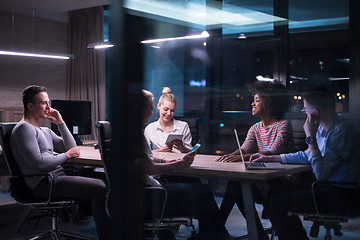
[{"xmin": 11, "ymin": 119, "xmax": 76, "ymax": 189}]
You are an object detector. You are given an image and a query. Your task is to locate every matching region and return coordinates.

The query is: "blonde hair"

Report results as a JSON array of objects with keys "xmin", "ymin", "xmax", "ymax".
[{"xmin": 158, "ymin": 87, "xmax": 176, "ymax": 106}]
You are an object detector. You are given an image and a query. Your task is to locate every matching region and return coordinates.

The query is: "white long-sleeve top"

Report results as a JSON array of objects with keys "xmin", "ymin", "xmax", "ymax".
[{"xmin": 144, "ymin": 119, "xmax": 192, "ymax": 153}]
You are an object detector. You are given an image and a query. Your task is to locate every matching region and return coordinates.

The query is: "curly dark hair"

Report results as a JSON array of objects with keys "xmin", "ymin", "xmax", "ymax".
[{"xmin": 247, "ymin": 81, "xmax": 289, "ymax": 120}]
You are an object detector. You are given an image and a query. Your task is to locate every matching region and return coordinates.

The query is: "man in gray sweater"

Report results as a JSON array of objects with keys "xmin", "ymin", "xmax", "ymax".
[{"xmin": 11, "ymin": 85, "xmax": 109, "ymax": 239}]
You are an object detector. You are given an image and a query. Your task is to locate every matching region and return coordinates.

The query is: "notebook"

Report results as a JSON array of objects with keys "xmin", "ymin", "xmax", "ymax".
[{"xmin": 234, "ymin": 129, "xmax": 285, "ymax": 170}]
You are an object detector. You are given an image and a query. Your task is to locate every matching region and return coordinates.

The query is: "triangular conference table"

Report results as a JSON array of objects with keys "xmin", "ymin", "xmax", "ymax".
[{"xmin": 72, "ymin": 146, "xmax": 312, "ymax": 240}]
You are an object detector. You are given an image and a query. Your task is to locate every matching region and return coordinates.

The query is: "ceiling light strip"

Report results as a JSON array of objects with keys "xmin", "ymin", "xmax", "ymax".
[
  {"xmin": 87, "ymin": 42, "xmax": 115, "ymax": 49},
  {"xmin": 0, "ymin": 50, "xmax": 72, "ymax": 60},
  {"xmin": 141, "ymin": 31, "xmax": 209, "ymax": 44},
  {"xmin": 94, "ymin": 44, "xmax": 114, "ymax": 49}
]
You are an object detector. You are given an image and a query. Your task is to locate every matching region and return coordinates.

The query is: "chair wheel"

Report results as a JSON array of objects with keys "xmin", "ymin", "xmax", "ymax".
[
  {"xmin": 309, "ymin": 222, "xmax": 320, "ymax": 237},
  {"xmin": 334, "ymin": 224, "xmax": 343, "ymax": 236}
]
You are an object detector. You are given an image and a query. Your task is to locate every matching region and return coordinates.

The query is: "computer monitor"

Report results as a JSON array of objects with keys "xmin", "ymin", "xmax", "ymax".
[{"xmin": 50, "ymin": 100, "xmax": 92, "ymax": 145}]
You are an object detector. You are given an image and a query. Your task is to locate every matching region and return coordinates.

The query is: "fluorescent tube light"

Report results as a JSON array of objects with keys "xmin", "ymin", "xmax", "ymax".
[
  {"xmin": 0, "ymin": 50, "xmax": 72, "ymax": 60},
  {"xmin": 256, "ymin": 75, "xmax": 273, "ymax": 81},
  {"xmin": 222, "ymin": 111, "xmax": 251, "ymax": 113},
  {"xmin": 237, "ymin": 33, "xmax": 246, "ymax": 39},
  {"xmin": 328, "ymin": 77, "xmax": 349, "ymax": 81},
  {"xmin": 87, "ymin": 42, "xmax": 114, "ymax": 49},
  {"xmin": 141, "ymin": 31, "xmax": 209, "ymax": 44}
]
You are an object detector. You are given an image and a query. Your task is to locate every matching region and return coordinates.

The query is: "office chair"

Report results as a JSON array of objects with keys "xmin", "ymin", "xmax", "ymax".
[
  {"xmin": 94, "ymin": 121, "xmax": 112, "ymax": 218},
  {"xmin": 288, "ymin": 181, "xmax": 360, "ymax": 240},
  {"xmin": 95, "ymin": 121, "xmax": 195, "ymax": 239},
  {"xmin": 290, "ymin": 118, "xmax": 308, "ymax": 151},
  {"xmin": 175, "ymin": 117, "xmax": 200, "ymax": 147},
  {"xmin": 0, "ymin": 122, "xmax": 92, "ymax": 240}
]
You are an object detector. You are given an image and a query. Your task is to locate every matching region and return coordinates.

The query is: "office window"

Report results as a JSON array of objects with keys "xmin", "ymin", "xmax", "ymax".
[
  {"xmin": 287, "ymin": 0, "xmax": 349, "ymax": 113},
  {"xmin": 113, "ymin": 0, "xmax": 352, "ymax": 154}
]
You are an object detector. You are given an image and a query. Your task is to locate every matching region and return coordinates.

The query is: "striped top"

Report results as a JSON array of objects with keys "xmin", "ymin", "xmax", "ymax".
[{"xmin": 241, "ymin": 119, "xmax": 294, "ymax": 154}]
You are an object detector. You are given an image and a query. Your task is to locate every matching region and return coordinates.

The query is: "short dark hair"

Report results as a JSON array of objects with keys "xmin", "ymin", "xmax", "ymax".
[
  {"xmin": 302, "ymin": 85, "xmax": 335, "ymax": 113},
  {"xmin": 247, "ymin": 81, "xmax": 289, "ymax": 120},
  {"xmin": 22, "ymin": 85, "xmax": 47, "ymax": 114}
]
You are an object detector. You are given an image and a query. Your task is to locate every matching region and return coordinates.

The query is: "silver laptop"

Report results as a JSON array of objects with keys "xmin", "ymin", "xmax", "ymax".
[{"xmin": 234, "ymin": 129, "xmax": 285, "ymax": 170}]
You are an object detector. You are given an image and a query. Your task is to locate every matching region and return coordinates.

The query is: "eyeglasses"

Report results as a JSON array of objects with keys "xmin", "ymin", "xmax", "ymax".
[{"xmin": 301, "ymin": 108, "xmax": 315, "ymax": 113}]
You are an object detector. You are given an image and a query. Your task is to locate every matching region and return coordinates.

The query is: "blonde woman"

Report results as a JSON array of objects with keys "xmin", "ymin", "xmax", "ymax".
[
  {"xmin": 141, "ymin": 89, "xmax": 234, "ymax": 240},
  {"xmin": 144, "ymin": 87, "xmax": 192, "ymax": 153}
]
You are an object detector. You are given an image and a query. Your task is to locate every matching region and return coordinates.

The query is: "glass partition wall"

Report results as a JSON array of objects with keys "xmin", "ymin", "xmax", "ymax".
[{"xmin": 114, "ymin": 0, "xmax": 351, "ymax": 155}]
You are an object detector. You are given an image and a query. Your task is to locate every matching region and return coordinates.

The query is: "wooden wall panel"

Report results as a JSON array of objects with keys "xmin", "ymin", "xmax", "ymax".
[{"xmin": 0, "ymin": 10, "xmax": 68, "ymax": 109}]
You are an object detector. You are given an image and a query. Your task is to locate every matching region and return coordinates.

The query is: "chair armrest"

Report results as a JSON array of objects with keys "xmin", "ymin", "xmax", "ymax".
[
  {"xmin": 311, "ymin": 181, "xmax": 360, "ymax": 217},
  {"xmin": 10, "ymin": 173, "xmax": 55, "ymax": 205}
]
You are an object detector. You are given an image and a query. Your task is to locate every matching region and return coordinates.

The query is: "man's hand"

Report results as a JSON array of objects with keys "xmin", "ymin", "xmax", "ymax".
[
  {"xmin": 45, "ymin": 108, "xmax": 64, "ymax": 125},
  {"xmin": 65, "ymin": 147, "xmax": 80, "ymax": 159},
  {"xmin": 180, "ymin": 151, "xmax": 196, "ymax": 167},
  {"xmin": 303, "ymin": 113, "xmax": 319, "ymax": 138},
  {"xmin": 250, "ymin": 153, "xmax": 281, "ymax": 163}
]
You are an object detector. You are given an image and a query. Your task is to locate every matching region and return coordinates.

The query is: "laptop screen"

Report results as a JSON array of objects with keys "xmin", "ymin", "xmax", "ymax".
[{"xmin": 234, "ymin": 129, "xmax": 246, "ymax": 165}]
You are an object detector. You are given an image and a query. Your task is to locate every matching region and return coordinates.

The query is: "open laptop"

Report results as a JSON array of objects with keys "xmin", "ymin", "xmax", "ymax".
[{"xmin": 234, "ymin": 129, "xmax": 285, "ymax": 170}]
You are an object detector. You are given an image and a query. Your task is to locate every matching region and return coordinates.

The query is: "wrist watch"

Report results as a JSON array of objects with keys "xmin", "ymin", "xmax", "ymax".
[{"xmin": 305, "ymin": 136, "xmax": 314, "ymax": 144}]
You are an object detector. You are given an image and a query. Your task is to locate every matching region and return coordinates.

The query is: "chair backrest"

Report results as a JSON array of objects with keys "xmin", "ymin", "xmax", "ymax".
[
  {"xmin": 175, "ymin": 117, "xmax": 199, "ymax": 146},
  {"xmin": 290, "ymin": 118, "xmax": 307, "ymax": 151},
  {"xmin": 0, "ymin": 122, "xmax": 40, "ymax": 203},
  {"xmin": 95, "ymin": 121, "xmax": 112, "ymax": 187},
  {"xmin": 0, "ymin": 122, "xmax": 21, "ymax": 176}
]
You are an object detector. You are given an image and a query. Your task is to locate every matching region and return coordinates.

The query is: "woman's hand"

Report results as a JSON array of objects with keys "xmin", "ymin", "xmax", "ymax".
[
  {"xmin": 172, "ymin": 139, "xmax": 189, "ymax": 153},
  {"xmin": 45, "ymin": 108, "xmax": 64, "ymax": 125},
  {"xmin": 180, "ymin": 151, "xmax": 196, "ymax": 167},
  {"xmin": 65, "ymin": 147, "xmax": 80, "ymax": 159},
  {"xmin": 155, "ymin": 145, "xmax": 173, "ymax": 152},
  {"xmin": 216, "ymin": 154, "xmax": 241, "ymax": 162},
  {"xmin": 163, "ymin": 159, "xmax": 177, "ymax": 163}
]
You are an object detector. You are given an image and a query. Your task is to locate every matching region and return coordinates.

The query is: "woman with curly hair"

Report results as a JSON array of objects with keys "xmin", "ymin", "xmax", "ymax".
[{"xmin": 216, "ymin": 80, "xmax": 295, "ymax": 239}]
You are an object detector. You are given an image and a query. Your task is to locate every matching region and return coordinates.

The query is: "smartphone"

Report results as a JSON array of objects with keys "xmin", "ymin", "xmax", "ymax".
[{"xmin": 190, "ymin": 143, "xmax": 201, "ymax": 152}]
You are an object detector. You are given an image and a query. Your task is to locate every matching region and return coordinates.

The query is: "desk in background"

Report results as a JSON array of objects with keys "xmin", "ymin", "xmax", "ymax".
[{"xmin": 71, "ymin": 146, "xmax": 312, "ymax": 240}]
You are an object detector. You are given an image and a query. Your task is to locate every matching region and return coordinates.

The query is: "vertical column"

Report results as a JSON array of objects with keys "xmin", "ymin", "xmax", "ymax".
[
  {"xmin": 205, "ymin": 0, "xmax": 222, "ymax": 154},
  {"xmin": 273, "ymin": 0, "xmax": 289, "ymax": 85},
  {"xmin": 349, "ymin": 0, "xmax": 360, "ymax": 122},
  {"xmin": 109, "ymin": 1, "xmax": 144, "ymax": 239}
]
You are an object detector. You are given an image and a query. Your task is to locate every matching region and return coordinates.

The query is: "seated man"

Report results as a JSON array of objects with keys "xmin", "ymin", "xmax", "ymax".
[
  {"xmin": 250, "ymin": 86, "xmax": 360, "ymax": 240},
  {"xmin": 11, "ymin": 85, "xmax": 109, "ymax": 240}
]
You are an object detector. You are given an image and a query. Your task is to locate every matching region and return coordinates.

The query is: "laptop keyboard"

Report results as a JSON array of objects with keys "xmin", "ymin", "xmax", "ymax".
[{"xmin": 246, "ymin": 162, "xmax": 266, "ymax": 168}]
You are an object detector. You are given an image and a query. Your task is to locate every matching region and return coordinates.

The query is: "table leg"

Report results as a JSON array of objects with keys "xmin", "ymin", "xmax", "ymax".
[{"xmin": 241, "ymin": 181, "xmax": 261, "ymax": 240}]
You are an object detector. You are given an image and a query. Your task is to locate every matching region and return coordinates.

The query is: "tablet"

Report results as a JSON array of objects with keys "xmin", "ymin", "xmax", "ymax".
[{"xmin": 165, "ymin": 133, "xmax": 183, "ymax": 144}]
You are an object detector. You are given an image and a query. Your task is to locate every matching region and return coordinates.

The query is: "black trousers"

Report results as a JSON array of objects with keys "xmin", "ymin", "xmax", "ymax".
[
  {"xmin": 33, "ymin": 174, "xmax": 110, "ymax": 240},
  {"xmin": 266, "ymin": 183, "xmax": 360, "ymax": 240}
]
